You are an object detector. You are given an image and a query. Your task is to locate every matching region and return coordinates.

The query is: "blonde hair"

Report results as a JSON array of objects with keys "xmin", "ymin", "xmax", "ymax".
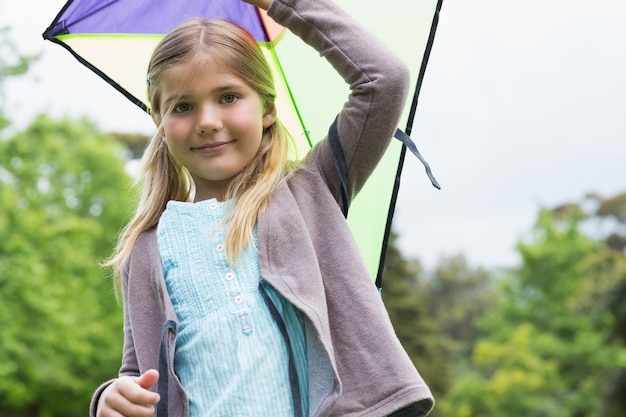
[{"xmin": 104, "ymin": 18, "xmax": 297, "ymax": 287}]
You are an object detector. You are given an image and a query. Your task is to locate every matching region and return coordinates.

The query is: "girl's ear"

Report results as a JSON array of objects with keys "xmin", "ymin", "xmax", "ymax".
[{"xmin": 262, "ymin": 102, "xmax": 277, "ymax": 129}]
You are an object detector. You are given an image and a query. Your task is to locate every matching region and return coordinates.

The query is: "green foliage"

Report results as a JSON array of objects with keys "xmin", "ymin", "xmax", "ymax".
[
  {"xmin": 0, "ymin": 25, "xmax": 38, "ymax": 132},
  {"xmin": 424, "ymin": 255, "xmax": 496, "ymax": 363},
  {"xmin": 443, "ymin": 207, "xmax": 626, "ymax": 417},
  {"xmin": 403, "ymin": 254, "xmax": 497, "ymax": 416},
  {"xmin": 381, "ymin": 232, "xmax": 451, "ymax": 411},
  {"xmin": 0, "ymin": 115, "xmax": 134, "ymax": 416},
  {"xmin": 595, "ymin": 192, "xmax": 626, "ymax": 224},
  {"xmin": 592, "ymin": 192, "xmax": 626, "ymax": 252},
  {"xmin": 443, "ymin": 323, "xmax": 568, "ymax": 417},
  {"xmin": 0, "ymin": 26, "xmax": 35, "ymax": 77}
]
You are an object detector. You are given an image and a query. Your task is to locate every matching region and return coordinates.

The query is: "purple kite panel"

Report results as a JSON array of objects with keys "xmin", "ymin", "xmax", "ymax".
[{"xmin": 44, "ymin": 0, "xmax": 268, "ymax": 41}]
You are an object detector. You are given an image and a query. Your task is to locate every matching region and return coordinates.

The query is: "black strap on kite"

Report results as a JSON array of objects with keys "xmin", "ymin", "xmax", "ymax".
[
  {"xmin": 329, "ymin": 122, "xmax": 440, "ymax": 219},
  {"xmin": 328, "ymin": 118, "xmax": 440, "ymax": 288},
  {"xmin": 375, "ymin": 0, "xmax": 445, "ymax": 290},
  {"xmin": 394, "ymin": 128, "xmax": 440, "ymax": 190}
]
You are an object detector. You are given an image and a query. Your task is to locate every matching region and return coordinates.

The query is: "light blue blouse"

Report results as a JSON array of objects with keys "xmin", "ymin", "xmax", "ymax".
[{"xmin": 157, "ymin": 199, "xmax": 308, "ymax": 416}]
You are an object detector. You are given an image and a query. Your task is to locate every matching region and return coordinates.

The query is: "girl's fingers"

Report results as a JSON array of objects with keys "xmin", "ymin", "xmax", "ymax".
[
  {"xmin": 136, "ymin": 369, "xmax": 159, "ymax": 390},
  {"xmin": 98, "ymin": 374, "xmax": 160, "ymax": 417}
]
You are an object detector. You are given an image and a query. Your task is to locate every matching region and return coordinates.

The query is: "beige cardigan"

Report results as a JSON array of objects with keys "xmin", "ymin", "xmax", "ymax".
[{"xmin": 91, "ymin": 0, "xmax": 434, "ymax": 415}]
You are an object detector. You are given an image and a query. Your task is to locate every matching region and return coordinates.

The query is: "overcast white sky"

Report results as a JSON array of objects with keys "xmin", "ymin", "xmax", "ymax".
[{"xmin": 2, "ymin": 0, "xmax": 625, "ymax": 270}]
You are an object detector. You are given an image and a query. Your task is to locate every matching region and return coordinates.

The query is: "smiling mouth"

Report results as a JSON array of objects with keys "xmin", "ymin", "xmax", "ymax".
[{"xmin": 193, "ymin": 141, "xmax": 232, "ymax": 153}]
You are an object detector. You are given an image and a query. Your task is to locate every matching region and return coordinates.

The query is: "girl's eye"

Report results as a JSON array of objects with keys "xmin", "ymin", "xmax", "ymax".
[
  {"xmin": 221, "ymin": 94, "xmax": 238, "ymax": 104},
  {"xmin": 174, "ymin": 103, "xmax": 192, "ymax": 113}
]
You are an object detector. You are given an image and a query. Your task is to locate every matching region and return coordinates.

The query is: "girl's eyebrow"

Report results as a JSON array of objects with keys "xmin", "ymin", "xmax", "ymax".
[
  {"xmin": 162, "ymin": 84, "xmax": 246, "ymax": 107},
  {"xmin": 214, "ymin": 84, "xmax": 247, "ymax": 93},
  {"xmin": 162, "ymin": 95, "xmax": 188, "ymax": 108}
]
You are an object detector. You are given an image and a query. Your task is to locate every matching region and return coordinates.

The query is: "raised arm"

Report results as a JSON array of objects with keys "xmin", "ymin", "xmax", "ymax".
[{"xmin": 266, "ymin": 0, "xmax": 411, "ymax": 202}]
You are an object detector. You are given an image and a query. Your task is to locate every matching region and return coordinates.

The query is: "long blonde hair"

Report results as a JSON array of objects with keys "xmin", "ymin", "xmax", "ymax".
[{"xmin": 104, "ymin": 18, "xmax": 297, "ymax": 287}]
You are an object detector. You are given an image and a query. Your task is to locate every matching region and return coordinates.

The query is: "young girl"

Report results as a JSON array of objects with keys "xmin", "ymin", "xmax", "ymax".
[{"xmin": 91, "ymin": 0, "xmax": 434, "ymax": 416}]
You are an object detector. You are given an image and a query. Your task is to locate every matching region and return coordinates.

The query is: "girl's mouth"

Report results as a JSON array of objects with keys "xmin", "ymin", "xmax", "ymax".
[{"xmin": 193, "ymin": 141, "xmax": 232, "ymax": 154}]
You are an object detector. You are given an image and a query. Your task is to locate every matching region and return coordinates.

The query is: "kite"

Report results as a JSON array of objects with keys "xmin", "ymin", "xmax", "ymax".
[{"xmin": 42, "ymin": 0, "xmax": 443, "ymax": 289}]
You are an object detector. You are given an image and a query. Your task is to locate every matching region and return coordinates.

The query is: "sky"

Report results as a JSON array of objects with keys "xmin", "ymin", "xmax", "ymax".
[{"xmin": 1, "ymin": 0, "xmax": 625, "ymax": 271}]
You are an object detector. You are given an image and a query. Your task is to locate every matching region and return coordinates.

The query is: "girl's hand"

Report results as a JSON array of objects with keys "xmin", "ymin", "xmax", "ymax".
[
  {"xmin": 96, "ymin": 369, "xmax": 160, "ymax": 417},
  {"xmin": 242, "ymin": 0, "xmax": 273, "ymax": 11}
]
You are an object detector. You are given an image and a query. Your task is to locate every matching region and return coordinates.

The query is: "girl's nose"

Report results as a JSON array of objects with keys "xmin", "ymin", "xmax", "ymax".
[{"xmin": 196, "ymin": 105, "xmax": 223, "ymax": 134}]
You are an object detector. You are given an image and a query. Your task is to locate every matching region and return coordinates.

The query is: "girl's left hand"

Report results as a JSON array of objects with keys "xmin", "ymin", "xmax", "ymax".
[{"xmin": 241, "ymin": 0, "xmax": 273, "ymax": 11}]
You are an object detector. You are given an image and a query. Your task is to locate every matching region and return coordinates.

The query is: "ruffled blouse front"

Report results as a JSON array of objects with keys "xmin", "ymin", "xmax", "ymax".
[{"xmin": 157, "ymin": 199, "xmax": 307, "ymax": 416}]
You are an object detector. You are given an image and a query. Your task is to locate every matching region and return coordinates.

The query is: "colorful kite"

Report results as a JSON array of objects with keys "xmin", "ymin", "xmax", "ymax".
[{"xmin": 43, "ymin": 0, "xmax": 442, "ymax": 288}]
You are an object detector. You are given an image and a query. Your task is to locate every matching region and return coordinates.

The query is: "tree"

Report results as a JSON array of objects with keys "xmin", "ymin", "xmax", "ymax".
[
  {"xmin": 381, "ymin": 232, "xmax": 451, "ymax": 414},
  {"xmin": 568, "ymin": 192, "xmax": 626, "ymax": 415},
  {"xmin": 444, "ymin": 322, "xmax": 569, "ymax": 417},
  {"xmin": 397, "ymin": 254, "xmax": 496, "ymax": 416},
  {"xmin": 443, "ymin": 205, "xmax": 626, "ymax": 417},
  {"xmin": 0, "ymin": 114, "xmax": 134, "ymax": 416},
  {"xmin": 589, "ymin": 192, "xmax": 626, "ymax": 252},
  {"xmin": 422, "ymin": 255, "xmax": 496, "ymax": 363},
  {"xmin": 0, "ymin": 24, "xmax": 38, "ymax": 132}
]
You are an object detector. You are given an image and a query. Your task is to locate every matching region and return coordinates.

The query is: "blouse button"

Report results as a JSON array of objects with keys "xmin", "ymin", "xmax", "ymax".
[
  {"xmin": 210, "ymin": 202, "xmax": 218, "ymax": 210},
  {"xmin": 216, "ymin": 244, "xmax": 224, "ymax": 252},
  {"xmin": 226, "ymin": 272, "xmax": 235, "ymax": 281},
  {"xmin": 235, "ymin": 295, "xmax": 243, "ymax": 304}
]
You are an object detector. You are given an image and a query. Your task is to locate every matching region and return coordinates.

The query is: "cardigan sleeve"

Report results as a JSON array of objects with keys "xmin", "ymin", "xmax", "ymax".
[
  {"xmin": 267, "ymin": 0, "xmax": 411, "ymax": 205},
  {"xmin": 89, "ymin": 261, "xmax": 141, "ymax": 417},
  {"xmin": 89, "ymin": 229, "xmax": 166, "ymax": 416}
]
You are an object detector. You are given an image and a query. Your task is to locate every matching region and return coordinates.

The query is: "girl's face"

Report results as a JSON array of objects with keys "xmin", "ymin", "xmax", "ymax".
[{"xmin": 153, "ymin": 59, "xmax": 276, "ymax": 201}]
